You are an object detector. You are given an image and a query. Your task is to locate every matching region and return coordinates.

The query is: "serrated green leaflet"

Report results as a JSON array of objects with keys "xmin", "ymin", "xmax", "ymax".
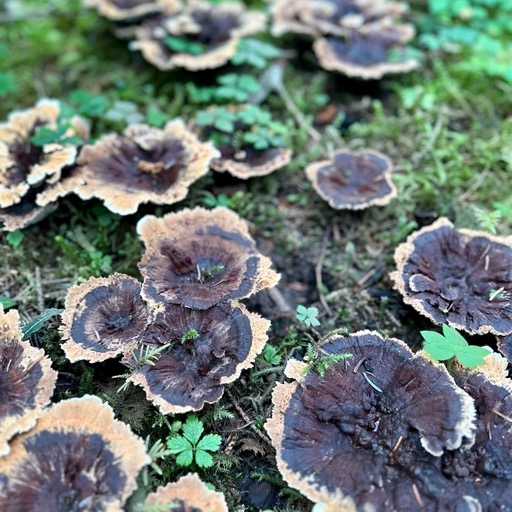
[
  {"xmin": 195, "ymin": 449, "xmax": 214, "ymax": 468},
  {"xmin": 167, "ymin": 436, "xmax": 191, "ymax": 453},
  {"xmin": 197, "ymin": 433, "xmax": 222, "ymax": 452},
  {"xmin": 182, "ymin": 416, "xmax": 203, "ymax": 444},
  {"xmin": 176, "ymin": 449, "xmax": 194, "ymax": 467}
]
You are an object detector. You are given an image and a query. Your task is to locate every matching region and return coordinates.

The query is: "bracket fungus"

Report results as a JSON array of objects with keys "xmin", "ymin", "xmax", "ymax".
[
  {"xmin": 95, "ymin": 0, "xmax": 180, "ymax": 21},
  {"xmin": 69, "ymin": 120, "xmax": 218, "ymax": 215},
  {"xmin": 132, "ymin": 0, "xmax": 266, "ymax": 70},
  {"xmin": 305, "ymin": 149, "xmax": 396, "ymax": 209},
  {"xmin": 391, "ymin": 217, "xmax": 512, "ymax": 336},
  {"xmin": 0, "ymin": 307, "xmax": 57, "ymax": 457},
  {"xmin": 124, "ymin": 300, "xmax": 270, "ymax": 413},
  {"xmin": 137, "ymin": 207, "xmax": 280, "ymax": 309},
  {"xmin": 145, "ymin": 473, "xmax": 228, "ymax": 511},
  {"xmin": 0, "ymin": 395, "xmax": 150, "ymax": 511},
  {"xmin": 265, "ymin": 331, "xmax": 477, "ymax": 510},
  {"xmin": 60, "ymin": 273, "xmax": 152, "ymax": 363}
]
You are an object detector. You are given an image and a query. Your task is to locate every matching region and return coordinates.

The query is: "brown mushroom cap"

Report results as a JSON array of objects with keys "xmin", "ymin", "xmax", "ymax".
[
  {"xmin": 145, "ymin": 473, "xmax": 228, "ymax": 511},
  {"xmin": 137, "ymin": 206, "xmax": 280, "ymax": 309},
  {"xmin": 0, "ymin": 307, "xmax": 57, "ymax": 456},
  {"xmin": 125, "ymin": 300, "xmax": 270, "ymax": 413},
  {"xmin": 96, "ymin": 0, "xmax": 179, "ymax": 21},
  {"xmin": 265, "ymin": 330, "xmax": 476, "ymax": 509},
  {"xmin": 60, "ymin": 273, "xmax": 152, "ymax": 363},
  {"xmin": 305, "ymin": 149, "xmax": 396, "ymax": 209},
  {"xmin": 133, "ymin": 0, "xmax": 266, "ymax": 70},
  {"xmin": 391, "ymin": 217, "xmax": 512, "ymax": 336},
  {"xmin": 313, "ymin": 24, "xmax": 419, "ymax": 79},
  {"xmin": 497, "ymin": 333, "xmax": 512, "ymax": 365},
  {"xmin": 0, "ymin": 198, "xmax": 58, "ymax": 232},
  {"xmin": 211, "ymin": 146, "xmax": 292, "ymax": 179},
  {"xmin": 70, "ymin": 120, "xmax": 218, "ymax": 215},
  {"xmin": 0, "ymin": 395, "xmax": 150, "ymax": 511}
]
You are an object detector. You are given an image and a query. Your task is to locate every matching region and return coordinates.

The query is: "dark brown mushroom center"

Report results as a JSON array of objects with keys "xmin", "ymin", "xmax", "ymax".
[
  {"xmin": 165, "ymin": 501, "xmax": 202, "ymax": 512},
  {"xmin": 0, "ymin": 430, "xmax": 125, "ymax": 511},
  {"xmin": 0, "ymin": 342, "xmax": 43, "ymax": 417},
  {"xmin": 189, "ymin": 8, "xmax": 240, "ymax": 46},
  {"xmin": 327, "ymin": 34, "xmax": 391, "ymax": 65},
  {"xmin": 111, "ymin": 0, "xmax": 149, "ymax": 8}
]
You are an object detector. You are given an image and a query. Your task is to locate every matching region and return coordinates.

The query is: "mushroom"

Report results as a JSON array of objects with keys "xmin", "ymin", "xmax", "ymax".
[
  {"xmin": 66, "ymin": 120, "xmax": 219, "ymax": 215},
  {"xmin": 0, "ymin": 395, "xmax": 150, "ymax": 511},
  {"xmin": 305, "ymin": 149, "xmax": 396, "ymax": 209},
  {"xmin": 313, "ymin": 24, "xmax": 419, "ymax": 79},
  {"xmin": 145, "ymin": 473, "xmax": 228, "ymax": 511},
  {"xmin": 60, "ymin": 273, "xmax": 152, "ymax": 363},
  {"xmin": 132, "ymin": 0, "xmax": 266, "ymax": 70},
  {"xmin": 391, "ymin": 217, "xmax": 512, "ymax": 336},
  {"xmin": 124, "ymin": 300, "xmax": 270, "ymax": 413},
  {"xmin": 497, "ymin": 333, "xmax": 512, "ymax": 365},
  {"xmin": 265, "ymin": 330, "xmax": 477, "ymax": 510},
  {"xmin": 96, "ymin": 0, "xmax": 179, "ymax": 21},
  {"xmin": 0, "ymin": 307, "xmax": 57, "ymax": 456},
  {"xmin": 137, "ymin": 206, "xmax": 280, "ymax": 309}
]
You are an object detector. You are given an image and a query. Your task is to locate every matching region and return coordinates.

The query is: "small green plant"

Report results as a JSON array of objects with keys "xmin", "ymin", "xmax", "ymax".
[
  {"xmin": 180, "ymin": 329, "xmax": 200, "ymax": 343},
  {"xmin": 420, "ymin": 324, "xmax": 490, "ymax": 369},
  {"xmin": 6, "ymin": 230, "xmax": 24, "ymax": 248},
  {"xmin": 163, "ymin": 35, "xmax": 207, "ymax": 55},
  {"xmin": 21, "ymin": 308, "xmax": 63, "ymax": 340},
  {"xmin": 231, "ymin": 38, "xmax": 281, "ymax": 68},
  {"xmin": 296, "ymin": 305, "xmax": 320, "ymax": 327},
  {"xmin": 302, "ymin": 343, "xmax": 353, "ymax": 377},
  {"xmin": 30, "ymin": 119, "xmax": 83, "ymax": 146},
  {"xmin": 473, "ymin": 206, "xmax": 502, "ymax": 234},
  {"xmin": 166, "ymin": 415, "xmax": 221, "ymax": 468},
  {"xmin": 187, "ymin": 73, "xmax": 262, "ymax": 104},
  {"xmin": 262, "ymin": 344, "xmax": 282, "ymax": 366}
]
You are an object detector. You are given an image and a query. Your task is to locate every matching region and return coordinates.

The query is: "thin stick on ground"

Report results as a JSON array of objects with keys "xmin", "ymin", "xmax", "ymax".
[{"xmin": 315, "ymin": 227, "xmax": 332, "ymax": 316}]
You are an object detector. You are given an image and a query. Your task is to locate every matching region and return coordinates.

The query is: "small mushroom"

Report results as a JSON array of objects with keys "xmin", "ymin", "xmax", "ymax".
[
  {"xmin": 145, "ymin": 473, "xmax": 228, "ymax": 511},
  {"xmin": 0, "ymin": 307, "xmax": 57, "ymax": 456},
  {"xmin": 391, "ymin": 217, "xmax": 512, "ymax": 336},
  {"xmin": 497, "ymin": 333, "xmax": 512, "ymax": 365},
  {"xmin": 124, "ymin": 300, "xmax": 270, "ymax": 413},
  {"xmin": 132, "ymin": 0, "xmax": 266, "ymax": 70},
  {"xmin": 60, "ymin": 273, "xmax": 152, "ymax": 363},
  {"xmin": 137, "ymin": 206, "xmax": 280, "ymax": 309},
  {"xmin": 68, "ymin": 120, "xmax": 218, "ymax": 215},
  {"xmin": 265, "ymin": 331, "xmax": 476, "ymax": 510},
  {"xmin": 305, "ymin": 149, "xmax": 396, "ymax": 209},
  {"xmin": 0, "ymin": 395, "xmax": 150, "ymax": 511},
  {"xmin": 313, "ymin": 24, "xmax": 418, "ymax": 79},
  {"xmin": 96, "ymin": 0, "xmax": 179, "ymax": 21}
]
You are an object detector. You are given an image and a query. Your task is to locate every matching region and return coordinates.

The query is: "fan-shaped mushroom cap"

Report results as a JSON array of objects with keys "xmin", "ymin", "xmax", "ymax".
[
  {"xmin": 0, "ymin": 200, "xmax": 58, "ymax": 232},
  {"xmin": 96, "ymin": 0, "xmax": 179, "ymax": 21},
  {"xmin": 146, "ymin": 473, "xmax": 228, "ymax": 511},
  {"xmin": 137, "ymin": 206, "xmax": 280, "ymax": 309},
  {"xmin": 313, "ymin": 24, "xmax": 418, "ymax": 79},
  {"xmin": 0, "ymin": 395, "xmax": 150, "ymax": 511},
  {"xmin": 125, "ymin": 300, "xmax": 270, "ymax": 413},
  {"xmin": 391, "ymin": 218, "xmax": 512, "ymax": 336},
  {"xmin": 0, "ymin": 307, "xmax": 57, "ymax": 457},
  {"xmin": 70, "ymin": 120, "xmax": 218, "ymax": 214},
  {"xmin": 497, "ymin": 333, "xmax": 512, "ymax": 365},
  {"xmin": 133, "ymin": 0, "xmax": 266, "ymax": 70},
  {"xmin": 60, "ymin": 273, "xmax": 152, "ymax": 363},
  {"xmin": 306, "ymin": 149, "xmax": 396, "ymax": 209},
  {"xmin": 0, "ymin": 99, "xmax": 88, "ymax": 209},
  {"xmin": 211, "ymin": 146, "xmax": 292, "ymax": 179},
  {"xmin": 265, "ymin": 331, "xmax": 476, "ymax": 509}
]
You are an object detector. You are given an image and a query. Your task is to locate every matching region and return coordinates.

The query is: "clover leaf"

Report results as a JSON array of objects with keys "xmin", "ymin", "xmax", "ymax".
[{"xmin": 296, "ymin": 305, "xmax": 321, "ymax": 327}]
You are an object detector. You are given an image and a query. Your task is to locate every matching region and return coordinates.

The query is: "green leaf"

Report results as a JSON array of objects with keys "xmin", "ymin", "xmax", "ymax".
[
  {"xmin": 182, "ymin": 415, "xmax": 204, "ymax": 445},
  {"xmin": 456, "ymin": 346, "xmax": 490, "ymax": 369},
  {"xmin": 176, "ymin": 448, "xmax": 194, "ymax": 466},
  {"xmin": 22, "ymin": 308, "xmax": 63, "ymax": 340},
  {"xmin": 166, "ymin": 435, "xmax": 192, "ymax": 453},
  {"xmin": 6, "ymin": 230, "xmax": 24, "ymax": 248},
  {"xmin": 164, "ymin": 36, "xmax": 207, "ymax": 55},
  {"xmin": 442, "ymin": 324, "xmax": 469, "ymax": 349},
  {"xmin": 195, "ymin": 449, "xmax": 214, "ymax": 468},
  {"xmin": 196, "ymin": 433, "xmax": 222, "ymax": 452},
  {"xmin": 0, "ymin": 297, "xmax": 16, "ymax": 309},
  {"xmin": 423, "ymin": 341, "xmax": 456, "ymax": 361},
  {"xmin": 68, "ymin": 89, "xmax": 108, "ymax": 117},
  {"xmin": 0, "ymin": 72, "xmax": 17, "ymax": 97}
]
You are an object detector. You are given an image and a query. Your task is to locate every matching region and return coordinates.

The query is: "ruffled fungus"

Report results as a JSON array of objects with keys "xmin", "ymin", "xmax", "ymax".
[
  {"xmin": 391, "ymin": 217, "xmax": 512, "ymax": 336},
  {"xmin": 96, "ymin": 0, "xmax": 179, "ymax": 21},
  {"xmin": 0, "ymin": 307, "xmax": 57, "ymax": 456},
  {"xmin": 60, "ymin": 273, "xmax": 152, "ymax": 363},
  {"xmin": 137, "ymin": 206, "xmax": 280, "ymax": 309},
  {"xmin": 266, "ymin": 331, "xmax": 476, "ymax": 510},
  {"xmin": 124, "ymin": 300, "xmax": 270, "ymax": 413},
  {"xmin": 0, "ymin": 395, "xmax": 150, "ymax": 511},
  {"xmin": 305, "ymin": 149, "xmax": 396, "ymax": 209},
  {"xmin": 70, "ymin": 120, "xmax": 218, "ymax": 214},
  {"xmin": 132, "ymin": 0, "xmax": 266, "ymax": 70},
  {"xmin": 145, "ymin": 473, "xmax": 228, "ymax": 511},
  {"xmin": 313, "ymin": 24, "xmax": 418, "ymax": 79}
]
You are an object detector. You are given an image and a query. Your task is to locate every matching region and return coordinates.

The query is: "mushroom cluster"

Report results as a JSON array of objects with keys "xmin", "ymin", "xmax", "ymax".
[
  {"xmin": 0, "ymin": 99, "xmax": 89, "ymax": 231},
  {"xmin": 271, "ymin": 0, "xmax": 418, "ymax": 78},
  {"xmin": 60, "ymin": 207, "xmax": 278, "ymax": 413},
  {"xmin": 391, "ymin": 217, "xmax": 512, "ymax": 336},
  {"xmin": 266, "ymin": 330, "xmax": 512, "ymax": 510}
]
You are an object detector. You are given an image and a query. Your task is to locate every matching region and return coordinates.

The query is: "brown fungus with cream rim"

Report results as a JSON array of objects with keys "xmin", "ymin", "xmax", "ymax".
[
  {"xmin": 305, "ymin": 149, "xmax": 396, "ymax": 209},
  {"xmin": 0, "ymin": 395, "xmax": 150, "ymax": 512},
  {"xmin": 391, "ymin": 217, "xmax": 512, "ymax": 336},
  {"xmin": 123, "ymin": 300, "xmax": 270, "ymax": 413},
  {"xmin": 132, "ymin": 0, "xmax": 266, "ymax": 71},
  {"xmin": 0, "ymin": 307, "xmax": 57, "ymax": 457},
  {"xmin": 313, "ymin": 24, "xmax": 419, "ymax": 79},
  {"xmin": 60, "ymin": 273, "xmax": 152, "ymax": 363},
  {"xmin": 68, "ymin": 120, "xmax": 218, "ymax": 215},
  {"xmin": 145, "ymin": 473, "xmax": 228, "ymax": 511},
  {"xmin": 137, "ymin": 206, "xmax": 280, "ymax": 310},
  {"xmin": 265, "ymin": 331, "xmax": 477, "ymax": 511},
  {"xmin": 95, "ymin": 0, "xmax": 179, "ymax": 21}
]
